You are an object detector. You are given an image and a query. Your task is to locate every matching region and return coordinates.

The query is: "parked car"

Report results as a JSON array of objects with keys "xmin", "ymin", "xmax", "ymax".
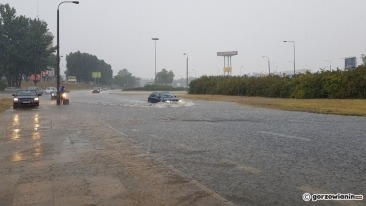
[
  {"xmin": 4, "ymin": 87, "xmax": 19, "ymax": 94},
  {"xmin": 44, "ymin": 87, "xmax": 57, "ymax": 94},
  {"xmin": 148, "ymin": 91, "xmax": 181, "ymax": 103},
  {"xmin": 12, "ymin": 89, "xmax": 40, "ymax": 109},
  {"xmin": 27, "ymin": 87, "xmax": 43, "ymax": 96}
]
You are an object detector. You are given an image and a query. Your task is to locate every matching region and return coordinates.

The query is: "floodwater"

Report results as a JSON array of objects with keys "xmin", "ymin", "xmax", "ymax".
[{"xmin": 1, "ymin": 90, "xmax": 365, "ymax": 206}]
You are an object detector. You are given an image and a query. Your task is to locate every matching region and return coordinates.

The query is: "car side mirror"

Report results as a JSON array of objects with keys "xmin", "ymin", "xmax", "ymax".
[
  {"xmin": 12, "ymin": 94, "xmax": 15, "ymax": 96},
  {"xmin": 38, "ymin": 94, "xmax": 41, "ymax": 96}
]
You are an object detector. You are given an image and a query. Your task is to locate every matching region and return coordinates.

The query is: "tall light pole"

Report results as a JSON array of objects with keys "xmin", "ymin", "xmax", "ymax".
[
  {"xmin": 325, "ymin": 60, "xmax": 332, "ymax": 71},
  {"xmin": 262, "ymin": 56, "xmax": 271, "ymax": 75},
  {"xmin": 57, "ymin": 1, "xmax": 79, "ymax": 105},
  {"xmin": 183, "ymin": 53, "xmax": 188, "ymax": 89},
  {"xmin": 152, "ymin": 38, "xmax": 159, "ymax": 84},
  {"xmin": 283, "ymin": 40, "xmax": 296, "ymax": 76},
  {"xmin": 240, "ymin": 66, "xmax": 244, "ymax": 76}
]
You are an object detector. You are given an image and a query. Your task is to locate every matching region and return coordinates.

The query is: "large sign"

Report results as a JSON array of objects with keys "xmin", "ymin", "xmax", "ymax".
[
  {"xmin": 345, "ymin": 57, "xmax": 357, "ymax": 69},
  {"xmin": 217, "ymin": 51, "xmax": 238, "ymax": 56},
  {"xmin": 92, "ymin": 72, "xmax": 101, "ymax": 78}
]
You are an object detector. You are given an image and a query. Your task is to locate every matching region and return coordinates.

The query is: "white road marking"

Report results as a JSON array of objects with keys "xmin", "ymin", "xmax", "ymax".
[{"xmin": 259, "ymin": 131, "xmax": 310, "ymax": 141}]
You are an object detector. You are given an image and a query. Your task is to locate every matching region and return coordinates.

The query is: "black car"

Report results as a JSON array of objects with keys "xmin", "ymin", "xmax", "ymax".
[
  {"xmin": 148, "ymin": 91, "xmax": 180, "ymax": 103},
  {"xmin": 12, "ymin": 89, "xmax": 40, "ymax": 109},
  {"xmin": 27, "ymin": 86, "xmax": 43, "ymax": 96},
  {"xmin": 92, "ymin": 87, "xmax": 101, "ymax": 93}
]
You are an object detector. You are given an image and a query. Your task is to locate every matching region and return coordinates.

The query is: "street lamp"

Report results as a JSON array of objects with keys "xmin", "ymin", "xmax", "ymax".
[
  {"xmin": 183, "ymin": 53, "xmax": 188, "ymax": 89},
  {"xmin": 152, "ymin": 38, "xmax": 159, "ymax": 84},
  {"xmin": 325, "ymin": 60, "xmax": 332, "ymax": 71},
  {"xmin": 283, "ymin": 40, "xmax": 296, "ymax": 76},
  {"xmin": 262, "ymin": 56, "xmax": 271, "ymax": 75},
  {"xmin": 57, "ymin": 1, "xmax": 79, "ymax": 105}
]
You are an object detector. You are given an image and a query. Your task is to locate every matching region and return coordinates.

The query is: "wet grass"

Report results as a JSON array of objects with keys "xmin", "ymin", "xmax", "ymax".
[
  {"xmin": 180, "ymin": 94, "xmax": 366, "ymax": 117},
  {"xmin": 0, "ymin": 98, "xmax": 12, "ymax": 113}
]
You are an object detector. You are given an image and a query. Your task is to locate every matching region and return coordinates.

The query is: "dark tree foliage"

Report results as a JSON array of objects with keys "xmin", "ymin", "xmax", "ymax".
[
  {"xmin": 189, "ymin": 65, "xmax": 366, "ymax": 99},
  {"xmin": 113, "ymin": 68, "xmax": 136, "ymax": 88},
  {"xmin": 66, "ymin": 51, "xmax": 113, "ymax": 85},
  {"xmin": 0, "ymin": 4, "xmax": 54, "ymax": 87},
  {"xmin": 156, "ymin": 68, "xmax": 174, "ymax": 85}
]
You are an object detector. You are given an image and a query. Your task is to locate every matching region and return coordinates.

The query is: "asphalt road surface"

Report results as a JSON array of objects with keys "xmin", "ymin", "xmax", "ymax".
[{"xmin": 0, "ymin": 90, "xmax": 365, "ymax": 206}]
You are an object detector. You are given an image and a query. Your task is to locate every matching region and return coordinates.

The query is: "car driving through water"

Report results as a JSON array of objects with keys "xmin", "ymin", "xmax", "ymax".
[
  {"xmin": 147, "ymin": 91, "xmax": 181, "ymax": 103},
  {"xmin": 12, "ymin": 89, "xmax": 40, "ymax": 109}
]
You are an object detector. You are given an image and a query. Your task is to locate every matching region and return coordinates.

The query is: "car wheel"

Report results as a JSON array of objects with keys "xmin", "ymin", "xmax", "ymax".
[{"xmin": 13, "ymin": 104, "xmax": 18, "ymax": 109}]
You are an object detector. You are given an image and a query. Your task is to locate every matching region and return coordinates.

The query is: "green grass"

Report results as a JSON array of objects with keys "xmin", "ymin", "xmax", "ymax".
[
  {"xmin": 181, "ymin": 94, "xmax": 366, "ymax": 116},
  {"xmin": 0, "ymin": 98, "xmax": 13, "ymax": 113}
]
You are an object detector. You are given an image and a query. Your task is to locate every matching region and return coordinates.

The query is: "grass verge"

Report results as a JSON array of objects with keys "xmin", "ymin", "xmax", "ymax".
[
  {"xmin": 0, "ymin": 98, "xmax": 13, "ymax": 113},
  {"xmin": 180, "ymin": 94, "xmax": 366, "ymax": 117}
]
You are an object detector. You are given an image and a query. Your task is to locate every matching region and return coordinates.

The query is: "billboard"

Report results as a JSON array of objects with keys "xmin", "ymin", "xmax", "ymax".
[
  {"xmin": 217, "ymin": 51, "xmax": 238, "ymax": 56},
  {"xmin": 92, "ymin": 72, "xmax": 101, "ymax": 78},
  {"xmin": 345, "ymin": 57, "xmax": 357, "ymax": 69}
]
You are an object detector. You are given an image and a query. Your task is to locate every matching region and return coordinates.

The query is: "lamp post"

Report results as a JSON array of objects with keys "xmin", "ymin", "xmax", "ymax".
[
  {"xmin": 57, "ymin": 1, "xmax": 79, "ymax": 105},
  {"xmin": 262, "ymin": 56, "xmax": 271, "ymax": 75},
  {"xmin": 283, "ymin": 40, "xmax": 296, "ymax": 76},
  {"xmin": 152, "ymin": 38, "xmax": 159, "ymax": 84},
  {"xmin": 183, "ymin": 53, "xmax": 188, "ymax": 89},
  {"xmin": 325, "ymin": 60, "xmax": 332, "ymax": 71},
  {"xmin": 240, "ymin": 66, "xmax": 244, "ymax": 76}
]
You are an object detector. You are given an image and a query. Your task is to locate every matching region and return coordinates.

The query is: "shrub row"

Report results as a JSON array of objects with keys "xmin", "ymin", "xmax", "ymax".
[{"xmin": 189, "ymin": 66, "xmax": 366, "ymax": 99}]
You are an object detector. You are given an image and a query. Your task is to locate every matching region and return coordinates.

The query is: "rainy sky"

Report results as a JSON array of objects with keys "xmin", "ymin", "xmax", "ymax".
[{"xmin": 2, "ymin": 0, "xmax": 366, "ymax": 79}]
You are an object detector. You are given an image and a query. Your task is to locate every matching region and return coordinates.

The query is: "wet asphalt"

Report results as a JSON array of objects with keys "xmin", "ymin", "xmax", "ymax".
[{"xmin": 1, "ymin": 90, "xmax": 365, "ymax": 206}]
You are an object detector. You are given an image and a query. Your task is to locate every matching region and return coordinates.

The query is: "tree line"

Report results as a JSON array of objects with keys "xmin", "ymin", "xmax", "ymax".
[
  {"xmin": 66, "ymin": 51, "xmax": 112, "ymax": 85},
  {"xmin": 189, "ymin": 65, "xmax": 366, "ymax": 99},
  {"xmin": 0, "ymin": 4, "xmax": 54, "ymax": 87}
]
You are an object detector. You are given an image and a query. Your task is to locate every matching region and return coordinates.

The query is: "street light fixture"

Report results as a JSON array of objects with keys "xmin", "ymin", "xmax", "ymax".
[
  {"xmin": 262, "ymin": 56, "xmax": 271, "ymax": 75},
  {"xmin": 152, "ymin": 38, "xmax": 159, "ymax": 84},
  {"xmin": 183, "ymin": 53, "xmax": 188, "ymax": 89},
  {"xmin": 57, "ymin": 1, "xmax": 79, "ymax": 105},
  {"xmin": 240, "ymin": 66, "xmax": 244, "ymax": 76},
  {"xmin": 283, "ymin": 40, "xmax": 296, "ymax": 76}
]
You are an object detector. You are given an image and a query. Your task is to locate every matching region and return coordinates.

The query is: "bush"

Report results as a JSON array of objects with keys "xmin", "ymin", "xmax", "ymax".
[{"xmin": 188, "ymin": 65, "xmax": 366, "ymax": 99}]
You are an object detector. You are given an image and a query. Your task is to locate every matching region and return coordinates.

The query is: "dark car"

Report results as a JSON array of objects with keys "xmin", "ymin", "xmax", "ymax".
[
  {"xmin": 92, "ymin": 87, "xmax": 101, "ymax": 93},
  {"xmin": 148, "ymin": 91, "xmax": 180, "ymax": 103},
  {"xmin": 27, "ymin": 86, "xmax": 43, "ymax": 96},
  {"xmin": 12, "ymin": 89, "xmax": 40, "ymax": 109}
]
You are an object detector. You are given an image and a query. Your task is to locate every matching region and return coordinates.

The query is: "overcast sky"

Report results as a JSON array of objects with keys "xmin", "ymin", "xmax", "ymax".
[{"xmin": 2, "ymin": 0, "xmax": 366, "ymax": 79}]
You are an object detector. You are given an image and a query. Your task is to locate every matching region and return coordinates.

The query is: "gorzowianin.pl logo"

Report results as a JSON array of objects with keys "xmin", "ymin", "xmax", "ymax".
[{"xmin": 303, "ymin": 193, "xmax": 363, "ymax": 202}]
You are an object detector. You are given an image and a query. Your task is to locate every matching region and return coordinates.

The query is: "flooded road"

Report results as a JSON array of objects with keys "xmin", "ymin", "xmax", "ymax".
[{"xmin": 1, "ymin": 90, "xmax": 365, "ymax": 205}]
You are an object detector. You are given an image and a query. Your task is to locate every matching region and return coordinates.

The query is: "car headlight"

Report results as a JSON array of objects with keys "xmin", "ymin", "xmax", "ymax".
[
  {"xmin": 62, "ymin": 93, "xmax": 67, "ymax": 98},
  {"xmin": 34, "ymin": 97, "xmax": 39, "ymax": 101},
  {"xmin": 165, "ymin": 100, "xmax": 171, "ymax": 103},
  {"xmin": 14, "ymin": 98, "xmax": 18, "ymax": 102}
]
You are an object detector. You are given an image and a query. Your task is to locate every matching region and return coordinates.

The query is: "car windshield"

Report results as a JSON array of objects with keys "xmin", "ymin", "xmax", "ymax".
[
  {"xmin": 16, "ymin": 90, "xmax": 37, "ymax": 96},
  {"xmin": 161, "ymin": 93, "xmax": 175, "ymax": 98}
]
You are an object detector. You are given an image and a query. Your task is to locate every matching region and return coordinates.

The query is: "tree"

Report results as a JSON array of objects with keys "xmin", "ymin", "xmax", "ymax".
[
  {"xmin": 113, "ymin": 69, "xmax": 136, "ymax": 88},
  {"xmin": 0, "ymin": 3, "xmax": 54, "ymax": 87},
  {"xmin": 156, "ymin": 68, "xmax": 174, "ymax": 85},
  {"xmin": 66, "ymin": 51, "xmax": 113, "ymax": 85}
]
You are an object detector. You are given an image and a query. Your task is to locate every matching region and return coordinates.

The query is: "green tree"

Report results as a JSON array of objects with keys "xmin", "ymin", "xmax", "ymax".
[
  {"xmin": 156, "ymin": 68, "xmax": 174, "ymax": 85},
  {"xmin": 66, "ymin": 51, "xmax": 113, "ymax": 85},
  {"xmin": 113, "ymin": 69, "xmax": 136, "ymax": 88},
  {"xmin": 0, "ymin": 3, "xmax": 54, "ymax": 87}
]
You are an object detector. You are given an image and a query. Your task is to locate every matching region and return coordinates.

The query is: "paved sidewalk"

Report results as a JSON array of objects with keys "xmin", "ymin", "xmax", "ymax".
[{"xmin": 0, "ymin": 103, "xmax": 234, "ymax": 206}]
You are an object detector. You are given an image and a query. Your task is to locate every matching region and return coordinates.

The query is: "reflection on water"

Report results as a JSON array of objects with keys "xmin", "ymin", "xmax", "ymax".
[
  {"xmin": 13, "ymin": 114, "xmax": 19, "ymax": 127},
  {"xmin": 12, "ymin": 129, "xmax": 21, "ymax": 140},
  {"xmin": 12, "ymin": 152, "xmax": 25, "ymax": 161},
  {"xmin": 9, "ymin": 112, "xmax": 43, "ymax": 161}
]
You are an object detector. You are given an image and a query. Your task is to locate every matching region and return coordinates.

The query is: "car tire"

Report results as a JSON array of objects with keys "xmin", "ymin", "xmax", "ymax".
[
  {"xmin": 63, "ymin": 99, "xmax": 69, "ymax": 105},
  {"xmin": 13, "ymin": 105, "xmax": 18, "ymax": 109}
]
